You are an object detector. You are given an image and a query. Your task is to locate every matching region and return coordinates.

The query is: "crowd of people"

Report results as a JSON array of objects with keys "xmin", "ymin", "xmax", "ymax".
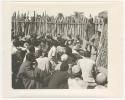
[{"xmin": 12, "ymin": 30, "xmax": 107, "ymax": 89}]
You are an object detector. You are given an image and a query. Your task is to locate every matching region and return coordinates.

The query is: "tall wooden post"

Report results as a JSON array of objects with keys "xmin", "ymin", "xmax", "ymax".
[
  {"xmin": 34, "ymin": 11, "xmax": 36, "ymax": 35},
  {"xmin": 45, "ymin": 11, "xmax": 47, "ymax": 35}
]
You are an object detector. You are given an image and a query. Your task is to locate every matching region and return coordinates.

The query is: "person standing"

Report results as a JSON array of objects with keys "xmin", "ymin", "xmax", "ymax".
[{"xmin": 85, "ymin": 16, "xmax": 95, "ymax": 53}]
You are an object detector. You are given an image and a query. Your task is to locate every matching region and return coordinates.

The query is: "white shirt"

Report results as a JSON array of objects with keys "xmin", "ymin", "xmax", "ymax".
[
  {"xmin": 36, "ymin": 57, "xmax": 51, "ymax": 73},
  {"xmin": 68, "ymin": 78, "xmax": 88, "ymax": 89},
  {"xmin": 57, "ymin": 46, "xmax": 65, "ymax": 54},
  {"xmin": 35, "ymin": 47, "xmax": 39, "ymax": 52},
  {"xmin": 12, "ymin": 46, "xmax": 18, "ymax": 54},
  {"xmin": 48, "ymin": 46, "xmax": 57, "ymax": 60},
  {"xmin": 78, "ymin": 57, "xmax": 95, "ymax": 82},
  {"xmin": 55, "ymin": 62, "xmax": 62, "ymax": 71}
]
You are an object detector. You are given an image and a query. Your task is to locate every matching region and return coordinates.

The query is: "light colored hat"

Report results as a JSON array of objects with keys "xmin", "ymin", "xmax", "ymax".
[
  {"xmin": 61, "ymin": 54, "xmax": 69, "ymax": 62},
  {"xmin": 96, "ymin": 72, "xmax": 107, "ymax": 85},
  {"xmin": 72, "ymin": 65, "xmax": 81, "ymax": 74},
  {"xmin": 97, "ymin": 67, "xmax": 108, "ymax": 76}
]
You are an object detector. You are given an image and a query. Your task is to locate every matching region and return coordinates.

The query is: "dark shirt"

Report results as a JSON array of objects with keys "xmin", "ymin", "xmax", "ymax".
[
  {"xmin": 48, "ymin": 71, "xmax": 69, "ymax": 89},
  {"xmin": 17, "ymin": 60, "xmax": 47, "ymax": 89}
]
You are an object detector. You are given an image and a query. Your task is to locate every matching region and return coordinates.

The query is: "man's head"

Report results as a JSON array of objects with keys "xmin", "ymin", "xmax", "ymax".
[
  {"xmin": 95, "ymin": 72, "xmax": 107, "ymax": 86},
  {"xmin": 61, "ymin": 54, "xmax": 69, "ymax": 62},
  {"xmin": 52, "ymin": 40, "xmax": 58, "ymax": 47},
  {"xmin": 35, "ymin": 49, "xmax": 42, "ymax": 58},
  {"xmin": 72, "ymin": 65, "xmax": 82, "ymax": 77},
  {"xmin": 67, "ymin": 53, "xmax": 80, "ymax": 67},
  {"xmin": 65, "ymin": 46, "xmax": 72, "ymax": 56},
  {"xmin": 83, "ymin": 51, "xmax": 91, "ymax": 58},
  {"xmin": 60, "ymin": 62, "xmax": 69, "ymax": 72},
  {"xmin": 13, "ymin": 39, "xmax": 19, "ymax": 47}
]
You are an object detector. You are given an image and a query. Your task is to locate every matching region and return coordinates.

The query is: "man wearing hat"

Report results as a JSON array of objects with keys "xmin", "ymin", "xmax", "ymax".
[
  {"xmin": 68, "ymin": 65, "xmax": 88, "ymax": 89},
  {"xmin": 94, "ymin": 72, "xmax": 107, "ymax": 89}
]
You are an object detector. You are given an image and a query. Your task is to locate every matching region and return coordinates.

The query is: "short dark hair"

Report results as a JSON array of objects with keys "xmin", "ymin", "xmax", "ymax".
[
  {"xmin": 60, "ymin": 62, "xmax": 69, "ymax": 71},
  {"xmin": 52, "ymin": 40, "xmax": 58, "ymax": 46},
  {"xmin": 13, "ymin": 41, "xmax": 19, "ymax": 47},
  {"xmin": 71, "ymin": 70, "xmax": 82, "ymax": 78},
  {"xmin": 65, "ymin": 46, "xmax": 72, "ymax": 56},
  {"xmin": 83, "ymin": 51, "xmax": 91, "ymax": 58},
  {"xmin": 13, "ymin": 39, "xmax": 20, "ymax": 47}
]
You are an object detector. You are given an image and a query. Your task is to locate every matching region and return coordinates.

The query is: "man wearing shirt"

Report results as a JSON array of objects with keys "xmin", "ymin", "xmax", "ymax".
[{"xmin": 77, "ymin": 51, "xmax": 96, "ymax": 84}]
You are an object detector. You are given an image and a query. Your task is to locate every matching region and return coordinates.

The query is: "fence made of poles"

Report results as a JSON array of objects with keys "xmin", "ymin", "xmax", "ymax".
[{"xmin": 11, "ymin": 12, "xmax": 103, "ymax": 40}]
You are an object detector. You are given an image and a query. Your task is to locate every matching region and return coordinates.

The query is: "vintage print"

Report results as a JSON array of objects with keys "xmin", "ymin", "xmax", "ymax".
[{"xmin": 11, "ymin": 10, "xmax": 108, "ymax": 89}]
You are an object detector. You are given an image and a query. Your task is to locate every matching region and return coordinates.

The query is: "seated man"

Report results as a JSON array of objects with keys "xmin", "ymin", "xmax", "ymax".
[
  {"xmin": 68, "ymin": 65, "xmax": 88, "ymax": 89},
  {"xmin": 48, "ymin": 59, "xmax": 69, "ymax": 89}
]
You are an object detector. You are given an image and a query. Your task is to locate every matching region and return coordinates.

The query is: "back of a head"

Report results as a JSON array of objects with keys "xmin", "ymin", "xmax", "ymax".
[
  {"xmin": 72, "ymin": 65, "xmax": 82, "ymax": 77},
  {"xmin": 35, "ymin": 49, "xmax": 42, "ymax": 58},
  {"xmin": 13, "ymin": 39, "xmax": 19, "ymax": 47},
  {"xmin": 26, "ymin": 53, "xmax": 35, "ymax": 62},
  {"xmin": 60, "ymin": 62, "xmax": 69, "ymax": 71},
  {"xmin": 61, "ymin": 54, "xmax": 69, "ymax": 62},
  {"xmin": 95, "ymin": 72, "xmax": 107, "ymax": 86},
  {"xmin": 83, "ymin": 51, "xmax": 91, "ymax": 58},
  {"xmin": 65, "ymin": 46, "xmax": 72, "ymax": 56},
  {"xmin": 52, "ymin": 40, "xmax": 58, "ymax": 47}
]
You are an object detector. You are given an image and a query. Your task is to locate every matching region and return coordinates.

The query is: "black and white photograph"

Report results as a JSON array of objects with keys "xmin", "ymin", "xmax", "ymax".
[
  {"xmin": 1, "ymin": 1, "xmax": 123, "ymax": 97},
  {"xmin": 11, "ymin": 10, "xmax": 108, "ymax": 89}
]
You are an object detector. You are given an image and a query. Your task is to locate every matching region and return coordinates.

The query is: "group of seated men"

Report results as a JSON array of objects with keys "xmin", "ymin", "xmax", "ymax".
[{"xmin": 12, "ymin": 32, "xmax": 107, "ymax": 89}]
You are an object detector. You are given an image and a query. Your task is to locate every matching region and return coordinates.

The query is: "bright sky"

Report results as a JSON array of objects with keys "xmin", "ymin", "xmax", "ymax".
[
  {"xmin": 12, "ymin": 2, "xmax": 106, "ymax": 18},
  {"xmin": 27, "ymin": 11, "xmax": 100, "ymax": 18}
]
